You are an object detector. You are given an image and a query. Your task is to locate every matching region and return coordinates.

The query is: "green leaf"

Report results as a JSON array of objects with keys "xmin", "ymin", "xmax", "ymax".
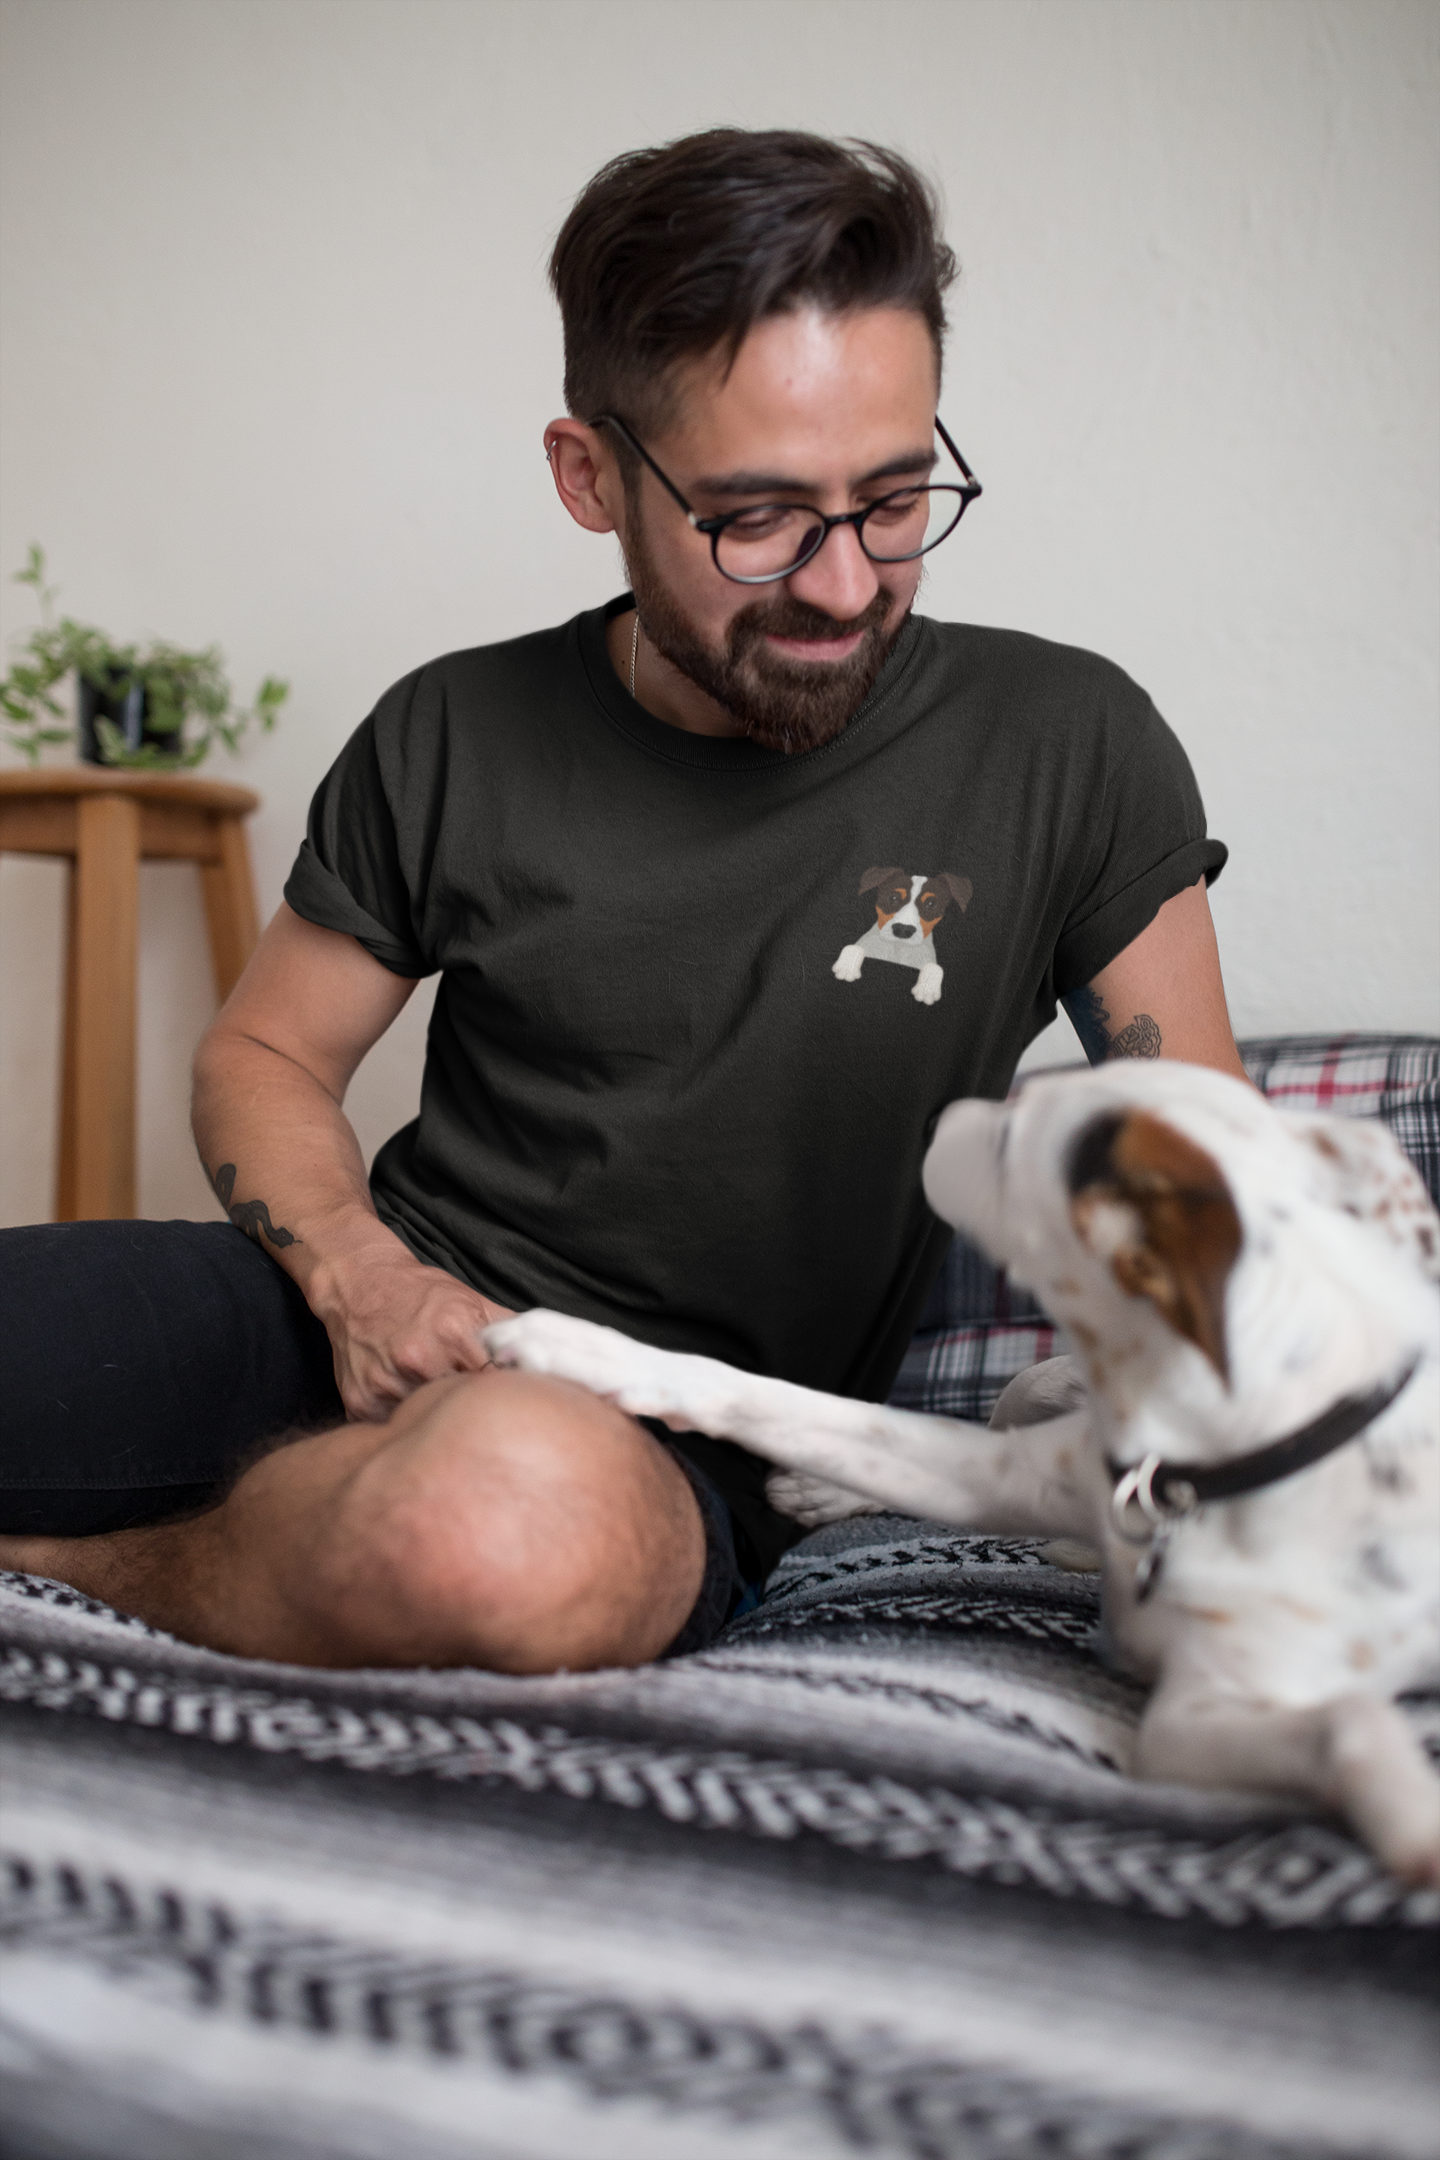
[{"xmin": 4, "ymin": 546, "xmax": 290, "ymax": 769}]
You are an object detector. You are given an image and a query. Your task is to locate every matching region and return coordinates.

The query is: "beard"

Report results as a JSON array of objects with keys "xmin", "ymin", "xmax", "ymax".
[{"xmin": 624, "ymin": 511, "xmax": 909, "ymax": 756}]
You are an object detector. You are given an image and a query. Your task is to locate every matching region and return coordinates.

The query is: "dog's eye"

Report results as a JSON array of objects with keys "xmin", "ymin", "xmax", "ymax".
[
  {"xmin": 917, "ymin": 893, "xmax": 943, "ymax": 919},
  {"xmin": 880, "ymin": 886, "xmax": 908, "ymax": 912}
]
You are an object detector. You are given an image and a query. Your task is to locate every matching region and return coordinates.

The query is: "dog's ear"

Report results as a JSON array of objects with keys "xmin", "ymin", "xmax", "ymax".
[
  {"xmin": 1067, "ymin": 1109, "xmax": 1241, "ymax": 1380},
  {"xmin": 935, "ymin": 872, "xmax": 972, "ymax": 911},
  {"xmin": 859, "ymin": 865, "xmax": 906, "ymax": 895},
  {"xmin": 1298, "ymin": 1115, "xmax": 1440, "ymax": 1284}
]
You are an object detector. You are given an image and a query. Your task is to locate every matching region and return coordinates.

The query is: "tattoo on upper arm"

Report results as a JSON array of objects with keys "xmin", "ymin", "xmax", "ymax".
[
  {"xmin": 1108, "ymin": 1012, "xmax": 1162, "ymax": 1059},
  {"xmin": 1062, "ymin": 987, "xmax": 1163, "ymax": 1065},
  {"xmin": 210, "ymin": 1163, "xmax": 301, "ymax": 1249},
  {"xmin": 1065, "ymin": 986, "xmax": 1112, "ymax": 1065}
]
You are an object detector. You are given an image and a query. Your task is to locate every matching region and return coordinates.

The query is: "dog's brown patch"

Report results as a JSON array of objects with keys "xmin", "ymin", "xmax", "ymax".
[
  {"xmin": 859, "ymin": 866, "xmax": 911, "ymax": 923},
  {"xmin": 916, "ymin": 874, "xmax": 973, "ymax": 937},
  {"xmin": 1070, "ymin": 1110, "xmax": 1242, "ymax": 1381}
]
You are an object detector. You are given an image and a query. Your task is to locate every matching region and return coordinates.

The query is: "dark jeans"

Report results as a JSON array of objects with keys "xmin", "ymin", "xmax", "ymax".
[
  {"xmin": 0, "ymin": 1219, "xmax": 342, "ymax": 1535},
  {"xmin": 0, "ymin": 1219, "xmax": 769, "ymax": 1651}
]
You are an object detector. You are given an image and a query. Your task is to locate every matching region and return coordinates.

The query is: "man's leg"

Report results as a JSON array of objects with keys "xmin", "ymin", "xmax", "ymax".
[
  {"xmin": 0, "ymin": 1368, "xmax": 708, "ymax": 1673},
  {"xmin": 0, "ymin": 1219, "xmax": 342, "ymax": 1534}
]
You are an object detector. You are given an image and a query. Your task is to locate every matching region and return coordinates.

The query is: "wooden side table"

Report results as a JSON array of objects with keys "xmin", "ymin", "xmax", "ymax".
[{"xmin": 0, "ymin": 769, "xmax": 261, "ymax": 1221}]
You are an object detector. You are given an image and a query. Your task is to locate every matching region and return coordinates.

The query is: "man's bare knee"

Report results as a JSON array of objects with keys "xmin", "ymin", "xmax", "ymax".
[{"xmin": 304, "ymin": 1368, "xmax": 707, "ymax": 1672}]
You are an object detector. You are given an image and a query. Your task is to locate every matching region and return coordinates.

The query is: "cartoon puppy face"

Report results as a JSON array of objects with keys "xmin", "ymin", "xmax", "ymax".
[{"xmin": 859, "ymin": 866, "xmax": 973, "ymax": 944}]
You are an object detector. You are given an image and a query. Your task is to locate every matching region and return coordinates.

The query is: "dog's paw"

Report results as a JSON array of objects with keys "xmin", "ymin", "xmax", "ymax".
[
  {"xmin": 912, "ymin": 963, "xmax": 943, "ymax": 1006},
  {"xmin": 1326, "ymin": 1696, "xmax": 1440, "ymax": 1888},
  {"xmin": 1367, "ymin": 1791, "xmax": 1440, "ymax": 1890},
  {"xmin": 1038, "ymin": 1538, "xmax": 1105, "ymax": 1574},
  {"xmin": 832, "ymin": 945, "xmax": 865, "ymax": 983},
  {"xmin": 766, "ymin": 1469, "xmax": 886, "ymax": 1529},
  {"xmin": 484, "ymin": 1311, "xmax": 739, "ymax": 1433},
  {"xmin": 483, "ymin": 1310, "xmax": 676, "ymax": 1417}
]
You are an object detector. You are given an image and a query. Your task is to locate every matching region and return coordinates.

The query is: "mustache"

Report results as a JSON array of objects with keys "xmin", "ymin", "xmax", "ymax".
[{"xmin": 727, "ymin": 588, "xmax": 894, "ymax": 651}]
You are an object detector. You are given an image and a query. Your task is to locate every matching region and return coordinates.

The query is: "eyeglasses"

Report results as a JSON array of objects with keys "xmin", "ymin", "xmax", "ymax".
[{"xmin": 590, "ymin": 412, "xmax": 982, "ymax": 586}]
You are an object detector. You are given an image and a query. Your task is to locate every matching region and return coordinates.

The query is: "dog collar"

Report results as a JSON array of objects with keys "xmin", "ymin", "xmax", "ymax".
[{"xmin": 1108, "ymin": 1356, "xmax": 1420, "ymax": 1531}]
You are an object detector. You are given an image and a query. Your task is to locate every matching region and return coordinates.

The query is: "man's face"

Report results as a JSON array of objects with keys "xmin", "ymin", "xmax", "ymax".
[{"xmin": 617, "ymin": 307, "xmax": 939, "ymax": 754}]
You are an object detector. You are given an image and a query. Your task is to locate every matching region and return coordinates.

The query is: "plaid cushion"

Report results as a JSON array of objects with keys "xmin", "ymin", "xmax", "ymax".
[
  {"xmin": 887, "ymin": 1315, "xmax": 1058, "ymax": 1420},
  {"xmin": 892, "ymin": 1031, "xmax": 1440, "ymax": 1424},
  {"xmin": 1240, "ymin": 1033, "xmax": 1440, "ymax": 1205}
]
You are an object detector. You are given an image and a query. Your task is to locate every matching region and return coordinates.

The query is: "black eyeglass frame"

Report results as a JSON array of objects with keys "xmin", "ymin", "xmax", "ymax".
[{"xmin": 590, "ymin": 411, "xmax": 982, "ymax": 586}]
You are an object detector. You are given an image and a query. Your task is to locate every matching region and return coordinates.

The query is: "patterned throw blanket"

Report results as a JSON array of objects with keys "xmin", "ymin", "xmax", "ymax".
[{"xmin": 3, "ymin": 1518, "xmax": 1436, "ymax": 2160}]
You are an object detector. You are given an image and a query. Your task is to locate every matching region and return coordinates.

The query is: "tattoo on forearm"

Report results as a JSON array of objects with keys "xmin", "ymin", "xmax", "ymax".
[
  {"xmin": 1063, "ymin": 987, "xmax": 1163, "ymax": 1065},
  {"xmin": 210, "ymin": 1163, "xmax": 300, "ymax": 1249}
]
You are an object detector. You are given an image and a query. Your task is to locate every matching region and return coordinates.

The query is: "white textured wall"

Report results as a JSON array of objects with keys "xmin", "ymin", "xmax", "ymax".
[{"xmin": 1, "ymin": 0, "xmax": 1436, "ymax": 1227}]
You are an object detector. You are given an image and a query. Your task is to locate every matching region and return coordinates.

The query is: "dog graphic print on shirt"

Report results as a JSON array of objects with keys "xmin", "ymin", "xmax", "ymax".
[{"xmin": 832, "ymin": 866, "xmax": 972, "ymax": 1006}]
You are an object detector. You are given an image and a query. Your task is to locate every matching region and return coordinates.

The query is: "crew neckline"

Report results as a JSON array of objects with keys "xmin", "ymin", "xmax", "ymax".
[{"xmin": 576, "ymin": 593, "xmax": 925, "ymax": 775}]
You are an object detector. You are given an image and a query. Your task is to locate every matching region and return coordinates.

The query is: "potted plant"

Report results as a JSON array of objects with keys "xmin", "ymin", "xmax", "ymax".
[{"xmin": 0, "ymin": 546, "xmax": 289, "ymax": 768}]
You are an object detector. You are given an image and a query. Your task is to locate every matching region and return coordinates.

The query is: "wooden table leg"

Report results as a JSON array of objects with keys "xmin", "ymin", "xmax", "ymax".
[
  {"xmin": 201, "ymin": 811, "xmax": 260, "ymax": 1003},
  {"xmin": 67, "ymin": 793, "xmax": 141, "ymax": 1219},
  {"xmin": 54, "ymin": 862, "xmax": 81, "ymax": 1220}
]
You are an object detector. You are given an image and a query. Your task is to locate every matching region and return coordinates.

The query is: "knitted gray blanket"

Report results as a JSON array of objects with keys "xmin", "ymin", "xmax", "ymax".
[{"xmin": 2, "ymin": 1518, "xmax": 1436, "ymax": 2160}]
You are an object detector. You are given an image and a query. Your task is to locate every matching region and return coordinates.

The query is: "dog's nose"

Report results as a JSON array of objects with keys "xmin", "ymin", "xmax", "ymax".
[{"xmin": 890, "ymin": 923, "xmax": 916, "ymax": 939}]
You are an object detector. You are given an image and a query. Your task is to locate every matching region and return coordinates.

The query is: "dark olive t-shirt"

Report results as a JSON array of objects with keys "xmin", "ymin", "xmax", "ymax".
[{"xmin": 285, "ymin": 595, "xmax": 1224, "ymax": 1413}]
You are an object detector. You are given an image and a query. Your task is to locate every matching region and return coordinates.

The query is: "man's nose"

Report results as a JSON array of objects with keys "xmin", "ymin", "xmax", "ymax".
[{"xmin": 784, "ymin": 517, "xmax": 881, "ymax": 622}]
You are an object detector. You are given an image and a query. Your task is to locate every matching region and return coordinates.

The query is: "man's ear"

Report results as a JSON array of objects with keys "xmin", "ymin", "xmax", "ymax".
[
  {"xmin": 543, "ymin": 418, "xmax": 623, "ymax": 535},
  {"xmin": 859, "ymin": 865, "xmax": 906, "ymax": 894},
  {"xmin": 1068, "ymin": 1109, "xmax": 1242, "ymax": 1380}
]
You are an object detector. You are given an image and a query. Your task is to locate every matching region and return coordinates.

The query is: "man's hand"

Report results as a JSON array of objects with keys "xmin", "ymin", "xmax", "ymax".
[{"xmin": 311, "ymin": 1242, "xmax": 516, "ymax": 1421}]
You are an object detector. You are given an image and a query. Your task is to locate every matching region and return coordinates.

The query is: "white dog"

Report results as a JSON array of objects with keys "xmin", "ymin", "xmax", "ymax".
[{"xmin": 486, "ymin": 1062, "xmax": 1440, "ymax": 1882}]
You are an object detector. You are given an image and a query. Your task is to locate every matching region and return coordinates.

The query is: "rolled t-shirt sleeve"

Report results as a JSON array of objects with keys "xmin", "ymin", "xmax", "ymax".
[
  {"xmin": 283, "ymin": 703, "xmax": 431, "ymax": 978},
  {"xmin": 1051, "ymin": 690, "xmax": 1227, "ymax": 998}
]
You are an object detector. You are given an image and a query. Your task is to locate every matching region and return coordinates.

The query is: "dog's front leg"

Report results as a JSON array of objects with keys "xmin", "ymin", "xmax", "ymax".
[
  {"xmin": 766, "ymin": 1398, "xmax": 1097, "ymax": 1539},
  {"xmin": 1136, "ymin": 1682, "xmax": 1440, "ymax": 1885},
  {"xmin": 485, "ymin": 1311, "xmax": 1096, "ymax": 1538}
]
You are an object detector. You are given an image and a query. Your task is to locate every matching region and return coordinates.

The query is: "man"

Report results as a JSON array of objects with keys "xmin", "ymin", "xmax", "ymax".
[{"xmin": 0, "ymin": 131, "xmax": 1244, "ymax": 1670}]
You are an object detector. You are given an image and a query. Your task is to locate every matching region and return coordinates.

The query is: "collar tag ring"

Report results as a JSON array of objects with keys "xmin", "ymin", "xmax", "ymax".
[{"xmin": 1112, "ymin": 1453, "xmax": 1198, "ymax": 1544}]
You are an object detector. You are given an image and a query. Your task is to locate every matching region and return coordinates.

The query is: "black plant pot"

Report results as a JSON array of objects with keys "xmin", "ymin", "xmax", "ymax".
[{"xmin": 77, "ymin": 677, "xmax": 182, "ymax": 763}]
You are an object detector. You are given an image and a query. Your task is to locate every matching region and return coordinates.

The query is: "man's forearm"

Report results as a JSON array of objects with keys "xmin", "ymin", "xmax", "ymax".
[
  {"xmin": 191, "ymin": 1026, "xmax": 409, "ymax": 1305},
  {"xmin": 188, "ymin": 910, "xmax": 505, "ymax": 1419}
]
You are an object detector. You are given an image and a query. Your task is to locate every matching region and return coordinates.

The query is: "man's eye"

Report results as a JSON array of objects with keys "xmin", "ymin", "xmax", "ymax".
[
  {"xmin": 726, "ymin": 506, "xmax": 799, "ymax": 540},
  {"xmin": 865, "ymin": 490, "xmax": 924, "ymax": 525}
]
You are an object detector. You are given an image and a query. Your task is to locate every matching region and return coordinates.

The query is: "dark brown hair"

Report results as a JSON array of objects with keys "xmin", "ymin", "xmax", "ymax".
[{"xmin": 549, "ymin": 129, "xmax": 957, "ymax": 437}]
